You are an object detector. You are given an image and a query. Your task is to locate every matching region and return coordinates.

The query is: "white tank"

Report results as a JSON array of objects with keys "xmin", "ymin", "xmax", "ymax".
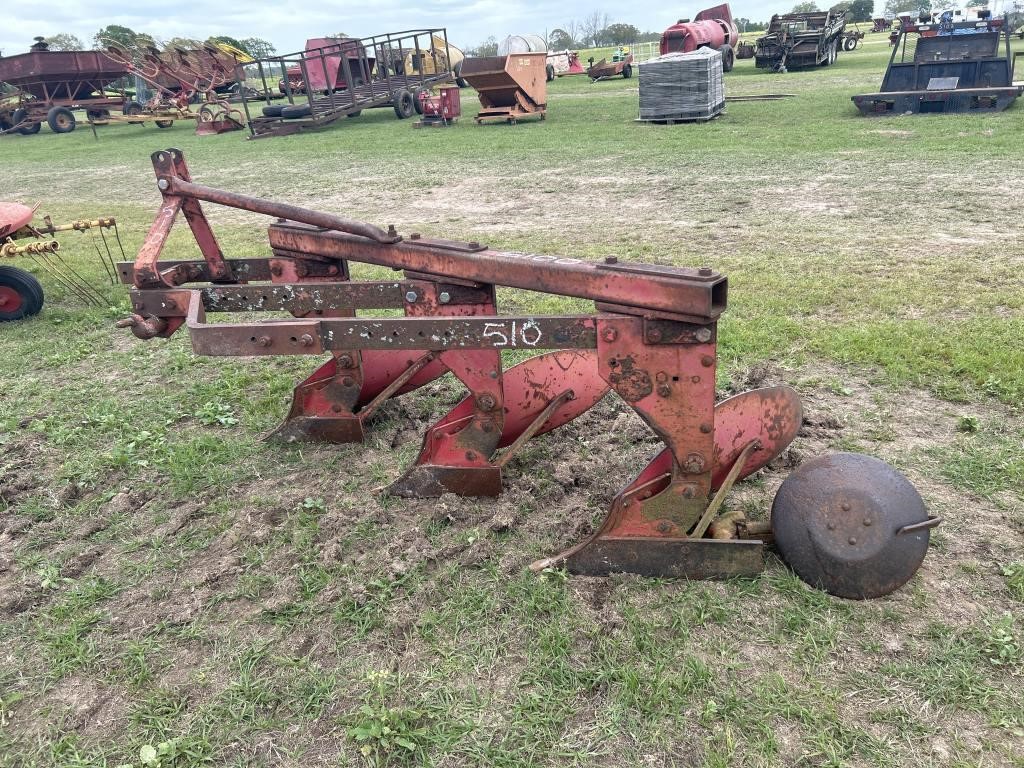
[{"xmin": 497, "ymin": 34, "xmax": 547, "ymax": 56}]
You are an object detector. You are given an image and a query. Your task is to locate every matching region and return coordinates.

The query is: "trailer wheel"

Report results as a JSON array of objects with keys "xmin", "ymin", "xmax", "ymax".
[
  {"xmin": 11, "ymin": 108, "xmax": 40, "ymax": 135},
  {"xmin": 393, "ymin": 89, "xmax": 415, "ymax": 119},
  {"xmin": 412, "ymin": 87, "xmax": 429, "ymax": 115},
  {"xmin": 347, "ymin": 111, "xmax": 362, "ymax": 118},
  {"xmin": 46, "ymin": 107, "xmax": 75, "ymax": 133},
  {"xmin": 545, "ymin": 63, "xmax": 555, "ymax": 82},
  {"xmin": 843, "ymin": 36, "xmax": 858, "ymax": 51},
  {"xmin": 0, "ymin": 266, "xmax": 44, "ymax": 322},
  {"xmin": 86, "ymin": 109, "xmax": 110, "ymax": 120},
  {"xmin": 262, "ymin": 105, "xmax": 285, "ymax": 117},
  {"xmin": 453, "ymin": 61, "xmax": 469, "ymax": 88},
  {"xmin": 718, "ymin": 44, "xmax": 735, "ymax": 72},
  {"xmin": 621, "ymin": 63, "xmax": 633, "ymax": 79},
  {"xmin": 155, "ymin": 120, "xmax": 174, "ymax": 128}
]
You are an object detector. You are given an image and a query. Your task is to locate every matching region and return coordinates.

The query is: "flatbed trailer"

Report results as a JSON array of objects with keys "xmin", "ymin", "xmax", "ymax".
[
  {"xmin": 239, "ymin": 29, "xmax": 456, "ymax": 138},
  {"xmin": 0, "ymin": 43, "xmax": 129, "ymax": 135},
  {"xmin": 755, "ymin": 11, "xmax": 848, "ymax": 72},
  {"xmin": 852, "ymin": 15, "xmax": 1022, "ymax": 115}
]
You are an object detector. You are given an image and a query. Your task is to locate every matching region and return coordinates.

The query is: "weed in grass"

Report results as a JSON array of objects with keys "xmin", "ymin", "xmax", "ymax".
[
  {"xmin": 346, "ymin": 670, "xmax": 436, "ymax": 765},
  {"xmin": 981, "ymin": 613, "xmax": 1021, "ymax": 668},
  {"xmin": 1001, "ymin": 563, "xmax": 1024, "ymax": 602}
]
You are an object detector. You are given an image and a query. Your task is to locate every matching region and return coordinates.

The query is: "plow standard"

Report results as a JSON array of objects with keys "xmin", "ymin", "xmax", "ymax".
[{"xmin": 117, "ymin": 149, "xmax": 939, "ymax": 599}]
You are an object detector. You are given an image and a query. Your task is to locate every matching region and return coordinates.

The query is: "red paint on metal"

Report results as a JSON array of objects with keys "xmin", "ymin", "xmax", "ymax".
[{"xmin": 660, "ymin": 4, "xmax": 739, "ymax": 55}]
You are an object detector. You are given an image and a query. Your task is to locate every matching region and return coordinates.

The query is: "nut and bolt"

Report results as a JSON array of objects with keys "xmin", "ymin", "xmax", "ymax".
[
  {"xmin": 405, "ymin": 290, "xmax": 418, "ymax": 303},
  {"xmin": 387, "ymin": 224, "xmax": 398, "ymax": 238},
  {"xmin": 682, "ymin": 453, "xmax": 706, "ymax": 473},
  {"xmin": 656, "ymin": 372, "xmax": 668, "ymax": 383},
  {"xmin": 299, "ymin": 334, "xmax": 314, "ymax": 347},
  {"xmin": 646, "ymin": 327, "xmax": 663, "ymax": 343},
  {"xmin": 256, "ymin": 336, "xmax": 272, "ymax": 348},
  {"xmin": 439, "ymin": 291, "xmax": 451, "ymax": 304},
  {"xmin": 157, "ymin": 178, "xmax": 169, "ymax": 190},
  {"xmin": 270, "ymin": 264, "xmax": 283, "ymax": 277},
  {"xmin": 863, "ymin": 518, "xmax": 873, "ymax": 527},
  {"xmin": 410, "ymin": 232, "xmax": 421, "ymax": 240},
  {"xmin": 841, "ymin": 502, "xmax": 851, "ymax": 511},
  {"xmin": 681, "ymin": 485, "xmax": 697, "ymax": 499},
  {"xmin": 331, "ymin": 404, "xmax": 343, "ymax": 413},
  {"xmin": 848, "ymin": 537, "xmax": 858, "ymax": 545},
  {"xmin": 699, "ymin": 423, "xmax": 712, "ymax": 434},
  {"xmin": 468, "ymin": 241, "xmax": 481, "ymax": 249},
  {"xmin": 337, "ymin": 354, "xmax": 354, "ymax": 369},
  {"xmin": 477, "ymin": 393, "xmax": 497, "ymax": 412},
  {"xmin": 698, "ymin": 266, "xmax": 713, "ymax": 277},
  {"xmin": 701, "ymin": 355, "xmax": 715, "ymax": 368},
  {"xmin": 604, "ymin": 256, "xmax": 618, "ymax": 264},
  {"xmin": 695, "ymin": 328, "xmax": 712, "ymax": 343},
  {"xmin": 657, "ymin": 384, "xmax": 672, "ymax": 397},
  {"xmin": 601, "ymin": 327, "xmax": 618, "ymax": 343}
]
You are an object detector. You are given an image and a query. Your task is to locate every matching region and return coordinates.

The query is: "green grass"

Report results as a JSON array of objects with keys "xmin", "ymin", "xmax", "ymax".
[{"xmin": 1, "ymin": 36, "xmax": 1023, "ymax": 768}]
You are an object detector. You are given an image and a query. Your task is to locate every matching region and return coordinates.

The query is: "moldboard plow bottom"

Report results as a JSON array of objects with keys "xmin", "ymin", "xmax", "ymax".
[{"xmin": 118, "ymin": 148, "xmax": 940, "ymax": 599}]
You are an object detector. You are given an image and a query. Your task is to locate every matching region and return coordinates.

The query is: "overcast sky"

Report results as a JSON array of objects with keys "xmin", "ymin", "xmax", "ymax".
[{"xmin": 1, "ymin": 1, "xmax": 894, "ymax": 58}]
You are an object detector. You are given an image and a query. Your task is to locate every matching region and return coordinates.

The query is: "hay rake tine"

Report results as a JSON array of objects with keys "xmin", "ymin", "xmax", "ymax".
[{"xmin": 114, "ymin": 148, "xmax": 939, "ymax": 596}]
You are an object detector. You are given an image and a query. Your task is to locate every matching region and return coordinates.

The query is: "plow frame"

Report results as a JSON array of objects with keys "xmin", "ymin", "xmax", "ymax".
[{"xmin": 119, "ymin": 148, "xmax": 808, "ymax": 581}]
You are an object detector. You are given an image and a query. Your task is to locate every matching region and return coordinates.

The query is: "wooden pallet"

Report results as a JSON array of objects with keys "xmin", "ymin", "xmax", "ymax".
[{"xmin": 635, "ymin": 104, "xmax": 725, "ymax": 124}]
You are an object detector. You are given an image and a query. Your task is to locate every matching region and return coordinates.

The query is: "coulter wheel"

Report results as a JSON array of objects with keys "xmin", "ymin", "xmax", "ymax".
[
  {"xmin": 0, "ymin": 265, "xmax": 44, "ymax": 322},
  {"xmin": 771, "ymin": 452, "xmax": 940, "ymax": 599}
]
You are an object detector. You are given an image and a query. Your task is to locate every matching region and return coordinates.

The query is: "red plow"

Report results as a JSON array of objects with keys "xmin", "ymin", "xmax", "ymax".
[{"xmin": 117, "ymin": 149, "xmax": 939, "ymax": 598}]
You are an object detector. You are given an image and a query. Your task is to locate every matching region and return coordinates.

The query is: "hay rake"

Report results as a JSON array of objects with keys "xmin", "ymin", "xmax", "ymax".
[{"xmin": 117, "ymin": 149, "xmax": 939, "ymax": 598}]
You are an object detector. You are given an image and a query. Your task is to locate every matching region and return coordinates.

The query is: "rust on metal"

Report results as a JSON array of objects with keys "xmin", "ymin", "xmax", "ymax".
[{"xmin": 116, "ymin": 150, "xmax": 937, "ymax": 597}]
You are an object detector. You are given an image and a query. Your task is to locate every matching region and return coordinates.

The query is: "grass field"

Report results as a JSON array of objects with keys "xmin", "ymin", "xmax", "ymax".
[{"xmin": 1, "ymin": 34, "xmax": 1023, "ymax": 768}]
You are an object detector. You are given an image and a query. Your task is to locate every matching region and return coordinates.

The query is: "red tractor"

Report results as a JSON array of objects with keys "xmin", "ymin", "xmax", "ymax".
[{"xmin": 660, "ymin": 3, "xmax": 740, "ymax": 71}]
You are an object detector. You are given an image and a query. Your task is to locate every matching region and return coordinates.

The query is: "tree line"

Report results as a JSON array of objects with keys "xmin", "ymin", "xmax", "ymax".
[{"xmin": 37, "ymin": 25, "xmax": 276, "ymax": 58}]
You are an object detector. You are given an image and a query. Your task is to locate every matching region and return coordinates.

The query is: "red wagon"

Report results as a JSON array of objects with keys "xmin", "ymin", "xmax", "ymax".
[{"xmin": 0, "ymin": 39, "xmax": 128, "ymax": 135}]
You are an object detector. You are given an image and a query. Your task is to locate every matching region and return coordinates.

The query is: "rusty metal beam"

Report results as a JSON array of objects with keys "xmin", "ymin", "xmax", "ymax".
[{"xmin": 266, "ymin": 223, "xmax": 727, "ymax": 321}]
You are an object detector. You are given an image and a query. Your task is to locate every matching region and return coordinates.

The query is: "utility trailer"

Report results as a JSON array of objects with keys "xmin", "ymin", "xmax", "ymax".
[
  {"xmin": 755, "ymin": 11, "xmax": 848, "ymax": 72},
  {"xmin": 0, "ymin": 40, "xmax": 128, "ymax": 135},
  {"xmin": 852, "ymin": 15, "xmax": 1022, "ymax": 115},
  {"xmin": 239, "ymin": 29, "xmax": 457, "ymax": 138}
]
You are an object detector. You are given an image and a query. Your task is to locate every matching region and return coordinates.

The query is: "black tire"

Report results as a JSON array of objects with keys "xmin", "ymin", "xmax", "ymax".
[
  {"xmin": 453, "ymin": 60, "xmax": 469, "ymax": 88},
  {"xmin": 545, "ymin": 64, "xmax": 555, "ymax": 82},
  {"xmin": 718, "ymin": 44, "xmax": 734, "ymax": 72},
  {"xmin": 392, "ymin": 89, "xmax": 415, "ymax": 119},
  {"xmin": 12, "ymin": 108, "xmax": 41, "ymax": 134},
  {"xmin": 123, "ymin": 101, "xmax": 143, "ymax": 116},
  {"xmin": 0, "ymin": 266, "xmax": 44, "ymax": 322},
  {"xmin": 621, "ymin": 62, "xmax": 633, "ymax": 79},
  {"xmin": 843, "ymin": 36, "xmax": 857, "ymax": 51},
  {"xmin": 281, "ymin": 104, "xmax": 312, "ymax": 119},
  {"xmin": 347, "ymin": 110, "xmax": 362, "ymax": 118},
  {"xmin": 155, "ymin": 119, "xmax": 174, "ymax": 128},
  {"xmin": 262, "ymin": 105, "xmax": 285, "ymax": 117},
  {"xmin": 46, "ymin": 106, "xmax": 76, "ymax": 133},
  {"xmin": 86, "ymin": 108, "xmax": 110, "ymax": 120},
  {"xmin": 412, "ymin": 87, "xmax": 429, "ymax": 115}
]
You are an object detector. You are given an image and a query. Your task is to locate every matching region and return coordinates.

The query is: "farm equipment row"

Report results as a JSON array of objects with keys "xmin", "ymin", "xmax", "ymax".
[
  {"xmin": 1, "ymin": 202, "xmax": 121, "ymax": 320},
  {"xmin": 239, "ymin": 30, "xmax": 461, "ymax": 137},
  {"xmin": 115, "ymin": 149, "xmax": 939, "ymax": 598}
]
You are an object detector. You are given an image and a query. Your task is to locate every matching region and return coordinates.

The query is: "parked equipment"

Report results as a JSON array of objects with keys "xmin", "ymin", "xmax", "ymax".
[
  {"xmin": 546, "ymin": 50, "xmax": 585, "ymax": 80},
  {"xmin": 241, "ymin": 29, "xmax": 457, "ymax": 138},
  {"xmin": 116, "ymin": 149, "xmax": 940, "ymax": 597},
  {"xmin": 637, "ymin": 48, "xmax": 725, "ymax": 123},
  {"xmin": 852, "ymin": 14, "xmax": 1022, "ymax": 115},
  {"xmin": 736, "ymin": 41, "xmax": 756, "ymax": 59},
  {"xmin": 842, "ymin": 29, "xmax": 866, "ymax": 51},
  {"xmin": 1, "ymin": 202, "xmax": 121, "ymax": 319},
  {"xmin": 755, "ymin": 11, "xmax": 848, "ymax": 72},
  {"xmin": 660, "ymin": 4, "xmax": 740, "ymax": 72},
  {"xmin": 872, "ymin": 17, "xmax": 894, "ymax": 33},
  {"xmin": 460, "ymin": 53, "xmax": 547, "ymax": 123},
  {"xmin": 0, "ymin": 39, "xmax": 128, "ymax": 136},
  {"xmin": 101, "ymin": 39, "xmax": 247, "ymax": 134},
  {"xmin": 414, "ymin": 86, "xmax": 461, "ymax": 126},
  {"xmin": 588, "ymin": 47, "xmax": 635, "ymax": 81}
]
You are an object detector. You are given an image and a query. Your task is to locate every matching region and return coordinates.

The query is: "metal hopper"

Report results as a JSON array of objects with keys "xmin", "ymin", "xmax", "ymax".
[{"xmin": 459, "ymin": 52, "xmax": 547, "ymax": 123}]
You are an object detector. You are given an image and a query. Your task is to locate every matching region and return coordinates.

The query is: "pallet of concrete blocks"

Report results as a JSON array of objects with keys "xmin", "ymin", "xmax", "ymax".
[{"xmin": 637, "ymin": 48, "xmax": 725, "ymax": 124}]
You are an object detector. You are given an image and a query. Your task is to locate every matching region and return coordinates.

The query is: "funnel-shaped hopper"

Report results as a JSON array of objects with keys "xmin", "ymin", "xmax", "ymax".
[{"xmin": 460, "ymin": 53, "xmax": 547, "ymax": 122}]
